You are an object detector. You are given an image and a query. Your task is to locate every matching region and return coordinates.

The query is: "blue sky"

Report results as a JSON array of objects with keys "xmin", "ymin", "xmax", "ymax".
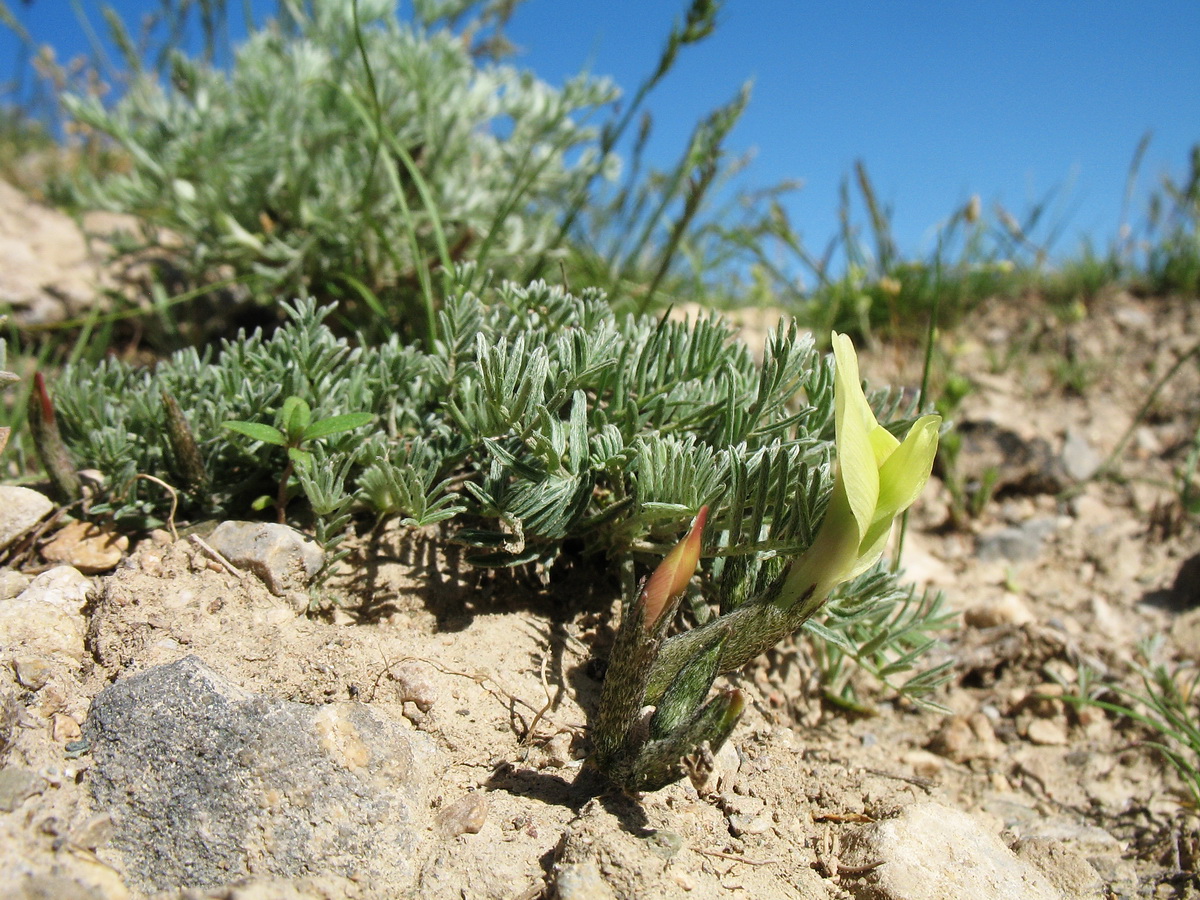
[{"xmin": 3, "ymin": 1, "xmax": 1198, "ymax": 268}]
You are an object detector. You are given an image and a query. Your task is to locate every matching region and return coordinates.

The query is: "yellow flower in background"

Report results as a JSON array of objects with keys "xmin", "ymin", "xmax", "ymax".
[{"xmin": 779, "ymin": 333, "xmax": 941, "ymax": 610}]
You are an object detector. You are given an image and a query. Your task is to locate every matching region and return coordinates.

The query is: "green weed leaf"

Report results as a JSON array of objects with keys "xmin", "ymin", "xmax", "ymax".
[
  {"xmin": 301, "ymin": 413, "xmax": 374, "ymax": 441},
  {"xmin": 223, "ymin": 421, "xmax": 287, "ymax": 446}
]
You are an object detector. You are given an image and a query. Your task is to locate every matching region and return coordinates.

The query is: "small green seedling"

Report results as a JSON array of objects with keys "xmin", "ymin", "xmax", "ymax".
[
  {"xmin": 223, "ymin": 397, "xmax": 371, "ymax": 523},
  {"xmin": 1059, "ymin": 638, "xmax": 1200, "ymax": 808}
]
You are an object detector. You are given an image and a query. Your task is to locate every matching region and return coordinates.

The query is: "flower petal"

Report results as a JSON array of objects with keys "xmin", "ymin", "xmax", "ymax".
[
  {"xmin": 778, "ymin": 472, "xmax": 863, "ymax": 606},
  {"xmin": 868, "ymin": 421, "xmax": 900, "ymax": 466},
  {"xmin": 832, "ymin": 334, "xmax": 879, "ymax": 542},
  {"xmin": 875, "ymin": 414, "xmax": 941, "ymax": 518}
]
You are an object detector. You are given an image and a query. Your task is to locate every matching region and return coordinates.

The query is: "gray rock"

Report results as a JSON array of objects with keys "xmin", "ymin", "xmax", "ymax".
[
  {"xmin": 976, "ymin": 517, "xmax": 1058, "ymax": 563},
  {"xmin": 84, "ymin": 655, "xmax": 432, "ymax": 895},
  {"xmin": 0, "ymin": 486, "xmax": 54, "ymax": 552},
  {"xmin": 840, "ymin": 801, "xmax": 1064, "ymax": 900},
  {"xmin": 1061, "ymin": 428, "xmax": 1102, "ymax": 482},
  {"xmin": 206, "ymin": 521, "xmax": 325, "ymax": 596},
  {"xmin": 0, "ymin": 766, "xmax": 46, "ymax": 812}
]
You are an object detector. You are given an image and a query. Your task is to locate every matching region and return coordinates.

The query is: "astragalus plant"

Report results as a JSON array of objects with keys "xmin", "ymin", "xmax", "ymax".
[{"xmin": 41, "ymin": 281, "xmax": 947, "ymax": 786}]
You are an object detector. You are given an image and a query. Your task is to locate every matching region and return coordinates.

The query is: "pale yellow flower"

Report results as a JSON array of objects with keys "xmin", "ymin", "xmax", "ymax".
[{"xmin": 779, "ymin": 333, "xmax": 941, "ymax": 609}]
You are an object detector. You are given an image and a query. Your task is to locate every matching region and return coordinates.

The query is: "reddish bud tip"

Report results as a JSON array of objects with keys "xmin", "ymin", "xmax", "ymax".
[
  {"xmin": 34, "ymin": 372, "xmax": 54, "ymax": 425},
  {"xmin": 641, "ymin": 505, "xmax": 709, "ymax": 629}
]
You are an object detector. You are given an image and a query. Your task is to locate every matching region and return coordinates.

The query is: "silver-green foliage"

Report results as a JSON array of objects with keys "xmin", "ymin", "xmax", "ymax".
[
  {"xmin": 51, "ymin": 279, "xmax": 944, "ymax": 704},
  {"xmin": 61, "ymin": 0, "xmax": 617, "ymax": 334},
  {"xmin": 47, "ymin": 278, "xmax": 852, "ymax": 556}
]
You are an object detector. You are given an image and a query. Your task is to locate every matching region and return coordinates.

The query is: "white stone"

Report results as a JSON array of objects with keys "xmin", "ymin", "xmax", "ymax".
[
  {"xmin": 0, "ymin": 567, "xmax": 92, "ymax": 661},
  {"xmin": 1061, "ymin": 429, "xmax": 1102, "ymax": 482},
  {"xmin": 16, "ymin": 566, "xmax": 93, "ymax": 612},
  {"xmin": 206, "ymin": 521, "xmax": 325, "ymax": 595},
  {"xmin": 555, "ymin": 862, "xmax": 616, "ymax": 900},
  {"xmin": 841, "ymin": 801, "xmax": 1065, "ymax": 900},
  {"xmin": 0, "ymin": 485, "xmax": 54, "ymax": 551},
  {"xmin": 0, "ymin": 569, "xmax": 31, "ymax": 601}
]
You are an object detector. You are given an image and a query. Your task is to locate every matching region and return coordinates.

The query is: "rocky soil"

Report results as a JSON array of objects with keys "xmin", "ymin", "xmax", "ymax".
[{"xmin": 1, "ymin": 183, "xmax": 1199, "ymax": 899}]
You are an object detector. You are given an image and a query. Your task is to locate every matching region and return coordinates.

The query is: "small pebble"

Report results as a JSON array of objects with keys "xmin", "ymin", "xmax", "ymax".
[
  {"xmin": 964, "ymin": 593, "xmax": 1036, "ymax": 628},
  {"xmin": 729, "ymin": 811, "xmax": 773, "ymax": 836},
  {"xmin": 720, "ymin": 793, "xmax": 764, "ymax": 817},
  {"xmin": 926, "ymin": 716, "xmax": 975, "ymax": 763},
  {"xmin": 0, "ymin": 568, "xmax": 91, "ymax": 661},
  {"xmin": 41, "ymin": 520, "xmax": 128, "ymax": 574},
  {"xmin": 1025, "ymin": 683, "xmax": 1064, "ymax": 718},
  {"xmin": 138, "ymin": 551, "xmax": 164, "ymax": 576},
  {"xmin": 391, "ymin": 662, "xmax": 437, "ymax": 712},
  {"xmin": 206, "ymin": 520, "xmax": 325, "ymax": 595},
  {"xmin": 1012, "ymin": 835, "xmax": 1106, "ymax": 899},
  {"xmin": 70, "ymin": 813, "xmax": 115, "ymax": 851},
  {"xmin": 147, "ymin": 529, "xmax": 175, "ymax": 546},
  {"xmin": 542, "ymin": 732, "xmax": 573, "ymax": 768},
  {"xmin": 976, "ymin": 519, "xmax": 1056, "ymax": 563},
  {"xmin": 0, "ymin": 767, "xmax": 45, "ymax": 812},
  {"xmin": 329, "ymin": 609, "xmax": 355, "ymax": 626},
  {"xmin": 1025, "ymin": 719, "xmax": 1069, "ymax": 746},
  {"xmin": 690, "ymin": 739, "xmax": 740, "ymax": 796},
  {"xmin": 644, "ymin": 828, "xmax": 684, "ymax": 858},
  {"xmin": 14, "ymin": 657, "xmax": 52, "ymax": 690},
  {"xmin": 437, "ymin": 792, "xmax": 487, "ymax": 837},
  {"xmin": 671, "ymin": 871, "xmax": 697, "ymax": 891},
  {"xmin": 17, "ymin": 566, "xmax": 93, "ymax": 611},
  {"xmin": 555, "ymin": 862, "xmax": 616, "ymax": 900},
  {"xmin": 52, "ymin": 712, "xmax": 82, "ymax": 744},
  {"xmin": 0, "ymin": 568, "xmax": 32, "ymax": 600},
  {"xmin": 721, "ymin": 794, "xmax": 770, "ymax": 836},
  {"xmin": 901, "ymin": 749, "xmax": 944, "ymax": 779},
  {"xmin": 1061, "ymin": 429, "xmax": 1102, "ymax": 482}
]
